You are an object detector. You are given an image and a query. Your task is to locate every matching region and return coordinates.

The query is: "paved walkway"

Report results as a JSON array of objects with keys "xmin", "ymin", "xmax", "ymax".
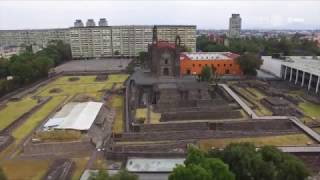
[
  {"xmin": 219, "ymin": 83, "xmax": 320, "ymax": 143},
  {"xmin": 278, "ymin": 146, "xmax": 320, "ymax": 153},
  {"xmin": 219, "ymin": 84, "xmax": 258, "ymax": 118}
]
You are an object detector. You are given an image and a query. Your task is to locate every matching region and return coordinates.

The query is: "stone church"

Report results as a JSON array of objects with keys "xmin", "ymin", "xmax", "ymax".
[{"xmin": 129, "ymin": 26, "xmax": 211, "ymax": 112}]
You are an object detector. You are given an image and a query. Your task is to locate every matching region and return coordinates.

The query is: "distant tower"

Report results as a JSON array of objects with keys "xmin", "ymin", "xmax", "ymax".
[
  {"xmin": 99, "ymin": 18, "xmax": 108, "ymax": 26},
  {"xmin": 228, "ymin": 14, "xmax": 241, "ymax": 38},
  {"xmin": 175, "ymin": 35, "xmax": 181, "ymax": 47},
  {"xmin": 86, "ymin": 19, "xmax": 96, "ymax": 27},
  {"xmin": 74, "ymin": 19, "xmax": 84, "ymax": 27},
  {"xmin": 152, "ymin": 26, "xmax": 158, "ymax": 44}
]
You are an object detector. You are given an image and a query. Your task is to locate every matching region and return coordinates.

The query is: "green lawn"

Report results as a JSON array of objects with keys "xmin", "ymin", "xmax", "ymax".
[
  {"xmin": 199, "ymin": 133, "xmax": 314, "ymax": 151},
  {"xmin": 0, "ymin": 97, "xmax": 38, "ymax": 131},
  {"xmin": 12, "ymin": 96, "xmax": 66, "ymax": 143},
  {"xmin": 135, "ymin": 108, "xmax": 161, "ymax": 124},
  {"xmin": 2, "ymin": 159, "xmax": 52, "ymax": 180},
  {"xmin": 110, "ymin": 95, "xmax": 124, "ymax": 133},
  {"xmin": 314, "ymin": 128, "xmax": 320, "ymax": 133},
  {"xmin": 246, "ymin": 87, "xmax": 266, "ymax": 100},
  {"xmin": 299, "ymin": 102, "xmax": 320, "ymax": 119},
  {"xmin": 35, "ymin": 75, "xmax": 128, "ymax": 98},
  {"xmin": 71, "ymin": 157, "xmax": 90, "ymax": 180}
]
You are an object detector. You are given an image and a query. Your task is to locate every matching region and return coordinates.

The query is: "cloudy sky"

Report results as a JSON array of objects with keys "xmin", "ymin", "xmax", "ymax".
[{"xmin": 0, "ymin": 1, "xmax": 319, "ymax": 30}]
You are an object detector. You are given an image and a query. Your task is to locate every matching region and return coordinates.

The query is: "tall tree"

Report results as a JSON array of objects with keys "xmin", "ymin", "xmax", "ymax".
[
  {"xmin": 199, "ymin": 66, "xmax": 213, "ymax": 82},
  {"xmin": 236, "ymin": 53, "xmax": 263, "ymax": 76},
  {"xmin": 208, "ymin": 143, "xmax": 310, "ymax": 180}
]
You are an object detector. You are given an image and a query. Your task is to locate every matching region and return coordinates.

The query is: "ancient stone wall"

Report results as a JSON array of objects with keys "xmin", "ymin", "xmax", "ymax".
[
  {"xmin": 137, "ymin": 122, "xmax": 209, "ymax": 132},
  {"xmin": 23, "ymin": 140, "xmax": 94, "ymax": 156},
  {"xmin": 208, "ymin": 119, "xmax": 297, "ymax": 131},
  {"xmin": 160, "ymin": 110, "xmax": 242, "ymax": 121}
]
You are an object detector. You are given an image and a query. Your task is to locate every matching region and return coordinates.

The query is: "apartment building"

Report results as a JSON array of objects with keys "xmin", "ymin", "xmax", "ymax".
[
  {"xmin": 69, "ymin": 25, "xmax": 195, "ymax": 58},
  {"xmin": 228, "ymin": 14, "xmax": 241, "ymax": 39},
  {"xmin": 0, "ymin": 19, "xmax": 196, "ymax": 58},
  {"xmin": 157, "ymin": 25, "xmax": 196, "ymax": 52},
  {"xmin": 0, "ymin": 28, "xmax": 70, "ymax": 48},
  {"xmin": 70, "ymin": 27, "xmax": 112, "ymax": 58}
]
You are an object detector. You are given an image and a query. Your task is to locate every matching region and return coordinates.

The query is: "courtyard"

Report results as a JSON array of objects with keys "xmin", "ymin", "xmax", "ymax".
[{"xmin": 0, "ymin": 73, "xmax": 129, "ymax": 179}]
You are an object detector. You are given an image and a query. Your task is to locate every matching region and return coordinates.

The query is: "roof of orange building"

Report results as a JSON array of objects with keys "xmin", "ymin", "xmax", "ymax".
[{"xmin": 180, "ymin": 52, "xmax": 239, "ymax": 61}]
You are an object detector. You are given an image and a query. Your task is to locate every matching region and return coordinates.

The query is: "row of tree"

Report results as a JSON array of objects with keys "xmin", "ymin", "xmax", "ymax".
[
  {"xmin": 170, "ymin": 143, "xmax": 310, "ymax": 180},
  {"xmin": 197, "ymin": 35, "xmax": 320, "ymax": 56},
  {"xmin": 89, "ymin": 169, "xmax": 138, "ymax": 180},
  {"xmin": 0, "ymin": 40, "xmax": 71, "ymax": 97}
]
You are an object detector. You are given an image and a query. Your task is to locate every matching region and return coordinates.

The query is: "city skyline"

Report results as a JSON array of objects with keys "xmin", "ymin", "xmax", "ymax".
[{"xmin": 1, "ymin": 1, "xmax": 320, "ymax": 30}]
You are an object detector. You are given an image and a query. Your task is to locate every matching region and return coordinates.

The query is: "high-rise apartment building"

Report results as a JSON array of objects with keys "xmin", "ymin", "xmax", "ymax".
[
  {"xmin": 86, "ymin": 19, "xmax": 96, "ymax": 27},
  {"xmin": 70, "ymin": 24, "xmax": 195, "ymax": 58},
  {"xmin": 0, "ymin": 29, "xmax": 70, "ymax": 47},
  {"xmin": 70, "ymin": 26, "xmax": 112, "ymax": 58},
  {"xmin": 228, "ymin": 14, "xmax": 241, "ymax": 38},
  {"xmin": 157, "ymin": 25, "xmax": 196, "ymax": 52},
  {"xmin": 98, "ymin": 18, "xmax": 108, "ymax": 27},
  {"xmin": 0, "ymin": 19, "xmax": 196, "ymax": 58},
  {"xmin": 74, "ymin": 19, "xmax": 84, "ymax": 27}
]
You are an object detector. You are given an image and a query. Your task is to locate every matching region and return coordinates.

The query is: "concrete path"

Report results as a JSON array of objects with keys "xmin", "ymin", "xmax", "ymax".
[
  {"xmin": 219, "ymin": 83, "xmax": 320, "ymax": 143},
  {"xmin": 290, "ymin": 117, "xmax": 320, "ymax": 142},
  {"xmin": 278, "ymin": 146, "xmax": 320, "ymax": 153},
  {"xmin": 219, "ymin": 84, "xmax": 258, "ymax": 119}
]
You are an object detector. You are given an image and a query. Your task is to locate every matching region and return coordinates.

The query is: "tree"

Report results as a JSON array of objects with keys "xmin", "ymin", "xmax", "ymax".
[
  {"xmin": 109, "ymin": 169, "xmax": 138, "ymax": 180},
  {"xmin": 0, "ymin": 59, "xmax": 9, "ymax": 79},
  {"xmin": 184, "ymin": 145, "xmax": 206, "ymax": 166},
  {"xmin": 208, "ymin": 143, "xmax": 310, "ymax": 180},
  {"xmin": 0, "ymin": 167, "xmax": 7, "ymax": 180},
  {"xmin": 32, "ymin": 56, "xmax": 54, "ymax": 76},
  {"xmin": 171, "ymin": 146, "xmax": 234, "ymax": 180},
  {"xmin": 89, "ymin": 170, "xmax": 109, "ymax": 180},
  {"xmin": 180, "ymin": 45, "xmax": 192, "ymax": 52},
  {"xmin": 137, "ymin": 51, "xmax": 148, "ymax": 65},
  {"xmin": 199, "ymin": 66, "xmax": 213, "ymax": 82},
  {"xmin": 169, "ymin": 164, "xmax": 211, "ymax": 180},
  {"xmin": 200, "ymin": 158, "xmax": 235, "ymax": 180},
  {"xmin": 236, "ymin": 53, "xmax": 263, "ymax": 76},
  {"xmin": 88, "ymin": 169, "xmax": 138, "ymax": 180}
]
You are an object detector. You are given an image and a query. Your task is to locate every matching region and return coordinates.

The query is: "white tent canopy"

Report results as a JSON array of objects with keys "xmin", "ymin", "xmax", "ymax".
[{"xmin": 44, "ymin": 101, "xmax": 103, "ymax": 131}]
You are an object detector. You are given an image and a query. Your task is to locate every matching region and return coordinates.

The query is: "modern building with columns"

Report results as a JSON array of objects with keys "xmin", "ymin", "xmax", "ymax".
[{"xmin": 261, "ymin": 56, "xmax": 320, "ymax": 94}]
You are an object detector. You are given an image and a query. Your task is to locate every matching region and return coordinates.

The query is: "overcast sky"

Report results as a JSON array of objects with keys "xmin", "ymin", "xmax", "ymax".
[{"xmin": 1, "ymin": 1, "xmax": 320, "ymax": 30}]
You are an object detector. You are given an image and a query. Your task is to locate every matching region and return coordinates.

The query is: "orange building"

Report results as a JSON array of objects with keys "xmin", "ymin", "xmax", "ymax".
[{"xmin": 180, "ymin": 52, "xmax": 242, "ymax": 76}]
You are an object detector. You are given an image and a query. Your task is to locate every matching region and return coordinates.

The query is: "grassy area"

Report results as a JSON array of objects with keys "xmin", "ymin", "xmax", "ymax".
[
  {"xmin": 199, "ymin": 133, "xmax": 314, "ymax": 151},
  {"xmin": 12, "ymin": 96, "xmax": 66, "ymax": 143},
  {"xmin": 35, "ymin": 74, "xmax": 128, "ymax": 98},
  {"xmin": 135, "ymin": 108, "xmax": 161, "ymax": 124},
  {"xmin": 246, "ymin": 87, "xmax": 266, "ymax": 100},
  {"xmin": 107, "ymin": 74, "xmax": 129, "ymax": 83},
  {"xmin": 110, "ymin": 95, "xmax": 124, "ymax": 133},
  {"xmin": 236, "ymin": 86, "xmax": 272, "ymax": 116},
  {"xmin": 298, "ymin": 102, "xmax": 320, "ymax": 119},
  {"xmin": 92, "ymin": 154, "xmax": 108, "ymax": 170},
  {"xmin": 2, "ymin": 159, "xmax": 52, "ymax": 180},
  {"xmin": 35, "ymin": 130, "xmax": 82, "ymax": 142},
  {"xmin": 71, "ymin": 157, "xmax": 90, "ymax": 180},
  {"xmin": 313, "ymin": 128, "xmax": 320, "ymax": 134},
  {"xmin": 0, "ymin": 97, "xmax": 38, "ymax": 131}
]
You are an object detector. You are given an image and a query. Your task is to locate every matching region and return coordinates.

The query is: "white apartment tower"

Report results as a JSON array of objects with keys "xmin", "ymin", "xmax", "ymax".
[
  {"xmin": 0, "ymin": 19, "xmax": 196, "ymax": 59},
  {"xmin": 86, "ymin": 19, "xmax": 96, "ymax": 27},
  {"xmin": 74, "ymin": 19, "xmax": 84, "ymax": 27},
  {"xmin": 99, "ymin": 18, "xmax": 108, "ymax": 27},
  {"xmin": 228, "ymin": 14, "xmax": 241, "ymax": 38}
]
